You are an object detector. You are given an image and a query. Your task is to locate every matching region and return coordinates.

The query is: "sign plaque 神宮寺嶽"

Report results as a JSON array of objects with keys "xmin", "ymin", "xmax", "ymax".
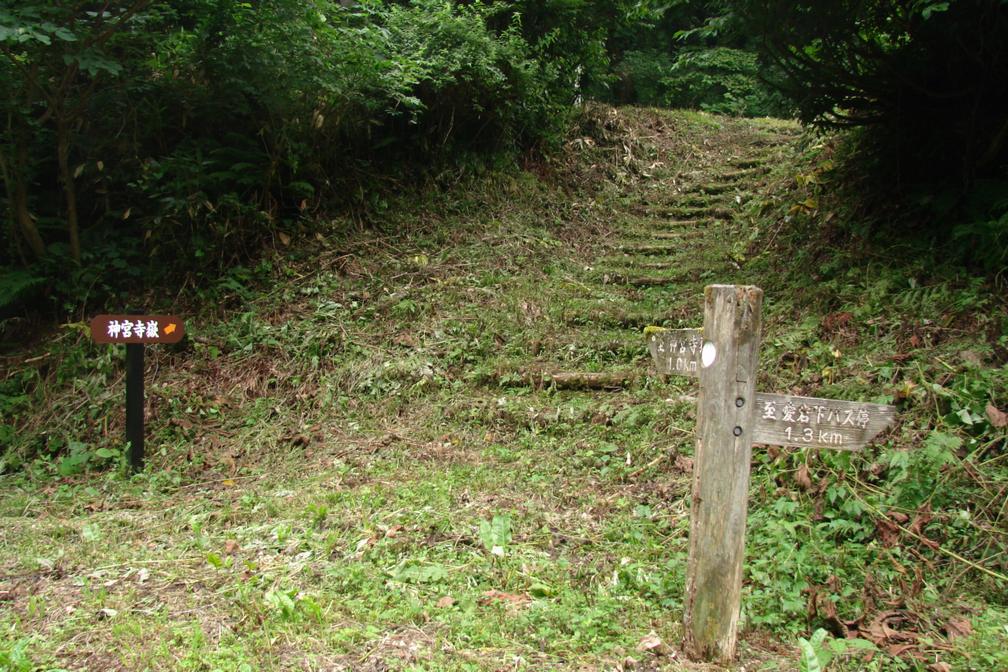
[{"xmin": 90, "ymin": 315, "xmax": 185, "ymax": 344}]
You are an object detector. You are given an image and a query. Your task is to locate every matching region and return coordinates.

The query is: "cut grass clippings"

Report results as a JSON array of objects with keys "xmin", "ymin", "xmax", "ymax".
[{"xmin": 1, "ymin": 106, "xmax": 1006, "ymax": 671}]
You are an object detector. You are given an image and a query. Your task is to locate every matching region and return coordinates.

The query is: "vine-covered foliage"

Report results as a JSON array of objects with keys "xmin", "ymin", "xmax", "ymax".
[
  {"xmin": 4, "ymin": 1, "xmax": 1004, "ymax": 317},
  {"xmin": 603, "ymin": 1, "xmax": 789, "ymax": 117},
  {"xmin": 615, "ymin": 46, "xmax": 787, "ymax": 116},
  {"xmin": 738, "ymin": 0, "xmax": 1008, "ymax": 173}
]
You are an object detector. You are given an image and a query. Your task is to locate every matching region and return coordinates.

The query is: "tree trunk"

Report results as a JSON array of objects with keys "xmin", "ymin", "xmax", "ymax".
[
  {"xmin": 5, "ymin": 140, "xmax": 47, "ymax": 259},
  {"xmin": 56, "ymin": 120, "xmax": 81, "ymax": 263}
]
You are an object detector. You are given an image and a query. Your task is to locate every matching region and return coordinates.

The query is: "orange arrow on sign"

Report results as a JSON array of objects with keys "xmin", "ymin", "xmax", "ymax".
[{"xmin": 90, "ymin": 315, "xmax": 184, "ymax": 344}]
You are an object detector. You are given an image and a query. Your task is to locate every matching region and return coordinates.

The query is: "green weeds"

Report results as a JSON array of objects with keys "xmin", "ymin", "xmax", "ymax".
[{"xmin": 1, "ymin": 108, "xmax": 1006, "ymax": 670}]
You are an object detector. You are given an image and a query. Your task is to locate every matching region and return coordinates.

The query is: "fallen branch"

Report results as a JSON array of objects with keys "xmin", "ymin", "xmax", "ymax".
[
  {"xmin": 495, "ymin": 370, "xmax": 637, "ymax": 391},
  {"xmin": 627, "ymin": 454, "xmax": 667, "ymax": 479}
]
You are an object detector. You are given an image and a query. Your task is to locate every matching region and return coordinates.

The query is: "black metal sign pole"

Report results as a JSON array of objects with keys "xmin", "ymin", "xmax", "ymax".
[
  {"xmin": 90, "ymin": 314, "xmax": 184, "ymax": 473},
  {"xmin": 126, "ymin": 343, "xmax": 145, "ymax": 472}
]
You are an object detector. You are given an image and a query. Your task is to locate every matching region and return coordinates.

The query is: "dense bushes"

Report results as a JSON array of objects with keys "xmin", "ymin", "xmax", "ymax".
[
  {"xmin": 0, "ymin": 0, "xmax": 799, "ymax": 319},
  {"xmin": 740, "ymin": 0, "xmax": 1008, "ymax": 178},
  {"xmin": 603, "ymin": 1, "xmax": 788, "ymax": 117},
  {"xmin": 737, "ymin": 0, "xmax": 1008, "ymax": 271},
  {"xmin": 0, "ymin": 0, "xmax": 575, "ymax": 314},
  {"xmin": 11, "ymin": 0, "xmax": 1002, "ymax": 319},
  {"xmin": 615, "ymin": 46, "xmax": 788, "ymax": 116}
]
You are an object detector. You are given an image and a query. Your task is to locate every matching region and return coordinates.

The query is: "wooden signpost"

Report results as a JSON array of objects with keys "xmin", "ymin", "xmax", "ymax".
[
  {"xmin": 646, "ymin": 286, "xmax": 896, "ymax": 663},
  {"xmin": 90, "ymin": 314, "xmax": 185, "ymax": 471}
]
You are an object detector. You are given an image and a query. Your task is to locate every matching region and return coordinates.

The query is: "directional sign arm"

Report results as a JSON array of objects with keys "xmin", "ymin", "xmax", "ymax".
[
  {"xmin": 90, "ymin": 315, "xmax": 185, "ymax": 344},
  {"xmin": 647, "ymin": 328, "xmax": 703, "ymax": 377},
  {"xmin": 752, "ymin": 393, "xmax": 897, "ymax": 451}
]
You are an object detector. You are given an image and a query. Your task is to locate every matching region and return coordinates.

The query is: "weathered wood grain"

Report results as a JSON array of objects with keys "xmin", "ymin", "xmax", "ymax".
[
  {"xmin": 683, "ymin": 285, "xmax": 762, "ymax": 663},
  {"xmin": 752, "ymin": 392, "xmax": 897, "ymax": 451}
]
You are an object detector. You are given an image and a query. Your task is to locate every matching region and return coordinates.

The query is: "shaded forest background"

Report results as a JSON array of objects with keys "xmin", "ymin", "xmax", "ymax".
[{"xmin": 1, "ymin": 0, "xmax": 1007, "ymax": 319}]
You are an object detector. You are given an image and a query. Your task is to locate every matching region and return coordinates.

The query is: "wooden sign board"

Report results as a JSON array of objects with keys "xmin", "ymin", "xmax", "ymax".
[
  {"xmin": 642, "ymin": 285, "xmax": 900, "ymax": 664},
  {"xmin": 648, "ymin": 328, "xmax": 702, "ymax": 377},
  {"xmin": 753, "ymin": 393, "xmax": 896, "ymax": 451},
  {"xmin": 647, "ymin": 339, "xmax": 897, "ymax": 451},
  {"xmin": 90, "ymin": 315, "xmax": 184, "ymax": 344}
]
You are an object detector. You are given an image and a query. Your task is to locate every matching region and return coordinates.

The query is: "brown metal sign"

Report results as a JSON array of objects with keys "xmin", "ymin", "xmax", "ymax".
[{"xmin": 90, "ymin": 315, "xmax": 185, "ymax": 344}]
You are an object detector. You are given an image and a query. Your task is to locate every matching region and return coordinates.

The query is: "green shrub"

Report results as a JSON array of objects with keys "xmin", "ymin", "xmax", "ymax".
[
  {"xmin": 738, "ymin": 0, "xmax": 1008, "ymax": 183},
  {"xmin": 0, "ymin": 0, "xmax": 578, "ymax": 315},
  {"xmin": 662, "ymin": 47, "xmax": 789, "ymax": 117}
]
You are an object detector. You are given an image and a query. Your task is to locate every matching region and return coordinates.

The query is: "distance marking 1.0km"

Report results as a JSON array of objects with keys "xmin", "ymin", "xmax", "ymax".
[{"xmin": 648, "ymin": 328, "xmax": 703, "ymax": 378}]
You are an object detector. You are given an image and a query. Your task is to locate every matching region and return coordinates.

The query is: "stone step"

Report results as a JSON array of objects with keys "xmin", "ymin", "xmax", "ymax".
[
  {"xmin": 605, "ymin": 243, "xmax": 687, "ymax": 256},
  {"xmin": 605, "ymin": 256, "xmax": 678, "ymax": 268},
  {"xmin": 452, "ymin": 396, "xmax": 681, "ymax": 431},
  {"xmin": 544, "ymin": 350, "xmax": 646, "ymax": 370},
  {"xmin": 619, "ymin": 229, "xmax": 706, "ymax": 241},
  {"xmin": 486, "ymin": 369, "xmax": 640, "ymax": 391},
  {"xmin": 683, "ymin": 182, "xmax": 745, "ymax": 196},
  {"xmin": 729, "ymin": 157, "xmax": 773, "ymax": 170},
  {"xmin": 592, "ymin": 269, "xmax": 703, "ymax": 287},
  {"xmin": 652, "ymin": 230, "xmax": 705, "ymax": 240},
  {"xmin": 714, "ymin": 165, "xmax": 771, "ymax": 181},
  {"xmin": 597, "ymin": 260, "xmax": 683, "ymax": 272},
  {"xmin": 671, "ymin": 194, "xmax": 726, "ymax": 209},
  {"xmin": 652, "ymin": 218, "xmax": 711, "ymax": 228},
  {"xmin": 652, "ymin": 205, "xmax": 735, "ymax": 220},
  {"xmin": 525, "ymin": 335, "xmax": 648, "ymax": 365},
  {"xmin": 562, "ymin": 309, "xmax": 658, "ymax": 330}
]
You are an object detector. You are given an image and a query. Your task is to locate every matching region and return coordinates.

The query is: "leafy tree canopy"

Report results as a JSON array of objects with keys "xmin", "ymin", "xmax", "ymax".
[{"xmin": 739, "ymin": 0, "xmax": 1008, "ymax": 182}]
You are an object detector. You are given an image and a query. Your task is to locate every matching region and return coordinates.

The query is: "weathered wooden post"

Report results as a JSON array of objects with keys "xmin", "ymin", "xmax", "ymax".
[
  {"xmin": 645, "ymin": 284, "xmax": 897, "ymax": 663},
  {"xmin": 683, "ymin": 285, "xmax": 762, "ymax": 662}
]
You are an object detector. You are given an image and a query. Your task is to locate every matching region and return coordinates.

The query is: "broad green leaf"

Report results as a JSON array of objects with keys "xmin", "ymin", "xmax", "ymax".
[{"xmin": 798, "ymin": 638, "xmax": 821, "ymax": 672}]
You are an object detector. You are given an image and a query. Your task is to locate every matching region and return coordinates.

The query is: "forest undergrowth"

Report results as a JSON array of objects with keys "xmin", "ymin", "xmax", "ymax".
[{"xmin": 0, "ymin": 105, "xmax": 1006, "ymax": 671}]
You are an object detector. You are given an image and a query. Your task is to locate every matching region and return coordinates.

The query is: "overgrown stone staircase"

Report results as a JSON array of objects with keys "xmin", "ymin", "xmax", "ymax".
[{"xmin": 493, "ymin": 117, "xmax": 800, "ymax": 403}]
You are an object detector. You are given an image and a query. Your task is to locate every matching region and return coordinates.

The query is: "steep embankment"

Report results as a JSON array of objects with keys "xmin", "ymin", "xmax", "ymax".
[{"xmin": 1, "ymin": 107, "xmax": 1005, "ymax": 671}]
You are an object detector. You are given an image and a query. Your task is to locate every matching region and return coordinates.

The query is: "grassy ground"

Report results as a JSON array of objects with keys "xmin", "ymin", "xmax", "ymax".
[{"xmin": 1, "ymin": 106, "xmax": 1006, "ymax": 671}]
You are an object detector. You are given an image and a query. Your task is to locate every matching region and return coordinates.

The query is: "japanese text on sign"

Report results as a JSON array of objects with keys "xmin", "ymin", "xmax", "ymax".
[
  {"xmin": 90, "ymin": 315, "xmax": 185, "ymax": 344},
  {"xmin": 648, "ymin": 328, "xmax": 703, "ymax": 378},
  {"xmin": 752, "ymin": 392, "xmax": 897, "ymax": 451}
]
